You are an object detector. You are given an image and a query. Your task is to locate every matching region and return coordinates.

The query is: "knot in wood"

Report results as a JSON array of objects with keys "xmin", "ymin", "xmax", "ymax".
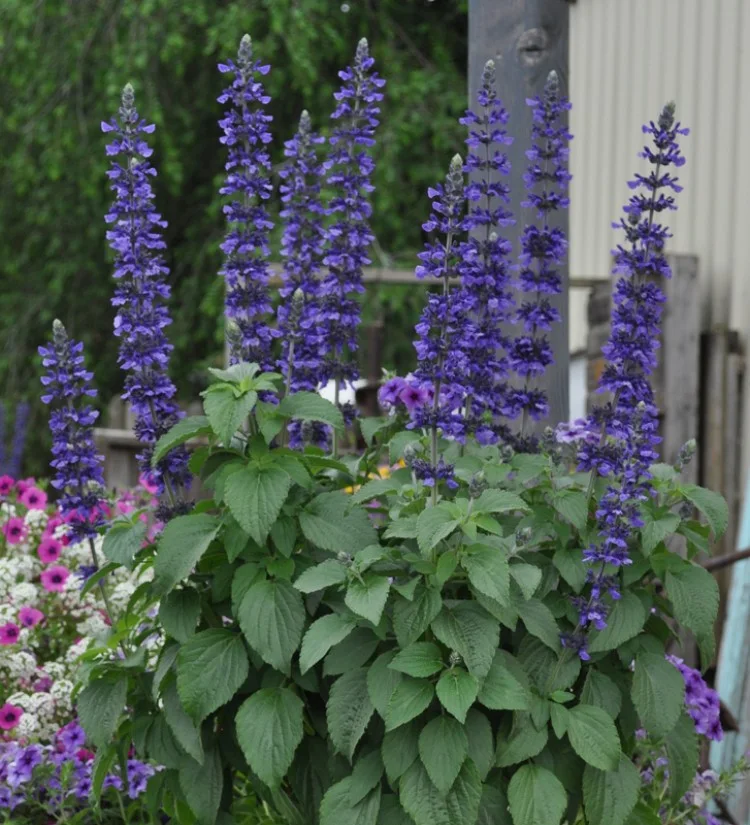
[{"xmin": 517, "ymin": 27, "xmax": 549, "ymax": 67}]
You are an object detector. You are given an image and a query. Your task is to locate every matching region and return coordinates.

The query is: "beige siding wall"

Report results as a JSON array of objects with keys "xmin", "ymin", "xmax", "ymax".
[{"xmin": 569, "ymin": 0, "xmax": 750, "ymax": 473}]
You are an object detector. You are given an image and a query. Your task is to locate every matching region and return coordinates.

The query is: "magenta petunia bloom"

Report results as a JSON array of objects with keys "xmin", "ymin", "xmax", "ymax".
[
  {"xmin": 138, "ymin": 472, "xmax": 160, "ymax": 495},
  {"xmin": 40, "ymin": 565, "xmax": 70, "ymax": 593},
  {"xmin": 18, "ymin": 606, "xmax": 44, "ymax": 628},
  {"xmin": 0, "ymin": 703, "xmax": 23, "ymax": 730},
  {"xmin": 37, "ymin": 537, "xmax": 63, "ymax": 565},
  {"xmin": 20, "ymin": 486, "xmax": 47, "ymax": 510},
  {"xmin": 2, "ymin": 517, "xmax": 27, "ymax": 545},
  {"xmin": 0, "ymin": 475, "xmax": 14, "ymax": 496},
  {"xmin": 15, "ymin": 477, "xmax": 35, "ymax": 495},
  {"xmin": 0, "ymin": 622, "xmax": 21, "ymax": 645}
]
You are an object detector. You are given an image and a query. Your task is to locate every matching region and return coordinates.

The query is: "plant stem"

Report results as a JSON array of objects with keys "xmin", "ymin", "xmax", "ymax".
[{"xmin": 332, "ymin": 378, "xmax": 341, "ymax": 458}]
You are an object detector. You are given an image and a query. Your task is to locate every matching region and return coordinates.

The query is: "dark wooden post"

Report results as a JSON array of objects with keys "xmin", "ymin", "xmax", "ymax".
[{"xmin": 468, "ymin": 0, "xmax": 571, "ymax": 427}]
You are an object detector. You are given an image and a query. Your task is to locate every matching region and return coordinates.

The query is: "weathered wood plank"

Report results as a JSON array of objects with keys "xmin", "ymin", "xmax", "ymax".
[{"xmin": 469, "ymin": 0, "xmax": 571, "ymax": 427}]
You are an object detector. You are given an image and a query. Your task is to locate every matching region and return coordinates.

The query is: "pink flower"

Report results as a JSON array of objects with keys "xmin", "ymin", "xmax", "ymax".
[
  {"xmin": 15, "ymin": 477, "xmax": 36, "ymax": 495},
  {"xmin": 18, "ymin": 606, "xmax": 44, "ymax": 628},
  {"xmin": 0, "ymin": 475, "xmax": 14, "ymax": 496},
  {"xmin": 148, "ymin": 521, "xmax": 164, "ymax": 542},
  {"xmin": 20, "ymin": 486, "xmax": 47, "ymax": 510},
  {"xmin": 139, "ymin": 472, "xmax": 160, "ymax": 495},
  {"xmin": 0, "ymin": 622, "xmax": 21, "ymax": 645},
  {"xmin": 0, "ymin": 703, "xmax": 23, "ymax": 731},
  {"xmin": 2, "ymin": 516, "xmax": 27, "ymax": 545},
  {"xmin": 37, "ymin": 537, "xmax": 62, "ymax": 564},
  {"xmin": 40, "ymin": 565, "xmax": 70, "ymax": 593}
]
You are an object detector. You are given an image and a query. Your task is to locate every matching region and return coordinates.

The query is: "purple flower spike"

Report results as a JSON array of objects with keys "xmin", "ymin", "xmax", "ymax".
[
  {"xmin": 102, "ymin": 83, "xmax": 190, "ymax": 497},
  {"xmin": 667, "ymin": 655, "xmax": 723, "ymax": 741},
  {"xmin": 320, "ymin": 38, "xmax": 385, "ymax": 421},
  {"xmin": 39, "ymin": 321, "xmax": 105, "ymax": 543},
  {"xmin": 218, "ymin": 34, "xmax": 279, "ymax": 369}
]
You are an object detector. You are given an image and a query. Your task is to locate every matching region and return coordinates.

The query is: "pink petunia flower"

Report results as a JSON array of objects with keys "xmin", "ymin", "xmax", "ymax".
[
  {"xmin": 15, "ymin": 477, "xmax": 36, "ymax": 495},
  {"xmin": 18, "ymin": 606, "xmax": 44, "ymax": 628},
  {"xmin": 2, "ymin": 517, "xmax": 27, "ymax": 545},
  {"xmin": 20, "ymin": 486, "xmax": 47, "ymax": 510},
  {"xmin": 37, "ymin": 537, "xmax": 62, "ymax": 565},
  {"xmin": 0, "ymin": 622, "xmax": 21, "ymax": 645},
  {"xmin": 0, "ymin": 475, "xmax": 14, "ymax": 496},
  {"xmin": 40, "ymin": 565, "xmax": 70, "ymax": 593},
  {"xmin": 138, "ymin": 472, "xmax": 160, "ymax": 495},
  {"xmin": 0, "ymin": 703, "xmax": 23, "ymax": 731},
  {"xmin": 44, "ymin": 515, "xmax": 63, "ymax": 536}
]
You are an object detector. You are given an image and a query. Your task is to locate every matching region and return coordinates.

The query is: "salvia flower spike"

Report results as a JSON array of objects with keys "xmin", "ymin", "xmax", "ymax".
[
  {"xmin": 102, "ymin": 83, "xmax": 190, "ymax": 498},
  {"xmin": 218, "ymin": 34, "xmax": 278, "ymax": 368}
]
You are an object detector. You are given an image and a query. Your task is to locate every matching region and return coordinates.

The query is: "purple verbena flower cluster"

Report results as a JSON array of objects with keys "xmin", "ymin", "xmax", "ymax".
[
  {"xmin": 507, "ymin": 71, "xmax": 571, "ymax": 428},
  {"xmin": 38, "ymin": 321, "xmax": 105, "ymax": 543},
  {"xmin": 667, "ymin": 655, "xmax": 723, "ymax": 741},
  {"xmin": 564, "ymin": 103, "xmax": 688, "ymax": 658},
  {"xmin": 320, "ymin": 38, "xmax": 385, "ymax": 423},
  {"xmin": 102, "ymin": 84, "xmax": 190, "ymax": 495},
  {"xmin": 218, "ymin": 35, "xmax": 278, "ymax": 369},
  {"xmin": 458, "ymin": 59, "xmax": 516, "ymax": 445}
]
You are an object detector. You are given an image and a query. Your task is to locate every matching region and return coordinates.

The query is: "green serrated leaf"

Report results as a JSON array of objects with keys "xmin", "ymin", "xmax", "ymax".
[
  {"xmin": 224, "ymin": 464, "xmax": 291, "ymax": 545},
  {"xmin": 566, "ymin": 704, "xmax": 621, "ymax": 770},
  {"xmin": 464, "ymin": 708, "xmax": 494, "ymax": 781},
  {"xmin": 550, "ymin": 703, "xmax": 570, "ymax": 738},
  {"xmin": 385, "ymin": 676, "xmax": 434, "ymax": 731},
  {"xmin": 294, "ymin": 559, "xmax": 347, "ymax": 593},
  {"xmin": 389, "ymin": 642, "xmax": 444, "ymax": 678},
  {"xmin": 462, "ymin": 544, "xmax": 510, "ymax": 605},
  {"xmin": 154, "ymin": 514, "xmax": 221, "ymax": 594},
  {"xmin": 417, "ymin": 505, "xmax": 460, "ymax": 555},
  {"xmin": 641, "ymin": 512, "xmax": 680, "ymax": 556},
  {"xmin": 436, "ymin": 668, "xmax": 478, "ymax": 723},
  {"xmin": 679, "ymin": 484, "xmax": 728, "ymax": 538},
  {"xmin": 320, "ymin": 777, "xmax": 381, "ymax": 825},
  {"xmin": 665, "ymin": 566, "xmax": 719, "ymax": 639},
  {"xmin": 665, "ymin": 712, "xmax": 699, "ymax": 804},
  {"xmin": 399, "ymin": 759, "xmax": 482, "ymax": 825},
  {"xmin": 179, "ymin": 745, "xmax": 223, "ymax": 825},
  {"xmin": 552, "ymin": 490, "xmax": 589, "ymax": 530},
  {"xmin": 77, "ymin": 675, "xmax": 127, "ymax": 748},
  {"xmin": 152, "ymin": 415, "xmax": 212, "ymax": 467},
  {"xmin": 495, "ymin": 713, "xmax": 548, "ymax": 767},
  {"xmin": 351, "ymin": 477, "xmax": 398, "ymax": 505},
  {"xmin": 393, "ymin": 586, "xmax": 443, "ymax": 648},
  {"xmin": 631, "ymin": 653, "xmax": 685, "ymax": 738},
  {"xmin": 102, "ymin": 520, "xmax": 147, "ymax": 569},
  {"xmin": 367, "ymin": 651, "xmax": 403, "ymax": 718},
  {"xmin": 474, "ymin": 489, "xmax": 529, "ymax": 515},
  {"xmin": 418, "ymin": 716, "xmax": 468, "ymax": 795},
  {"xmin": 510, "ymin": 563, "xmax": 543, "ymax": 600},
  {"xmin": 278, "ymin": 391, "xmax": 345, "ymax": 431},
  {"xmin": 162, "ymin": 679, "xmax": 203, "ymax": 764},
  {"xmin": 588, "ymin": 592, "xmax": 647, "ymax": 653},
  {"xmin": 516, "ymin": 598, "xmax": 561, "ymax": 652},
  {"xmin": 159, "ymin": 588, "xmax": 200, "ymax": 644},
  {"xmin": 300, "ymin": 492, "xmax": 378, "ymax": 553},
  {"xmin": 508, "ymin": 764, "xmax": 567, "ymax": 825},
  {"xmin": 203, "ymin": 385, "xmax": 257, "ymax": 445},
  {"xmin": 345, "ymin": 574, "xmax": 391, "ymax": 625},
  {"xmin": 325, "ymin": 628, "xmax": 379, "ymax": 676},
  {"xmin": 299, "ymin": 614, "xmax": 357, "ymax": 674},
  {"xmin": 327, "ymin": 669, "xmax": 375, "ymax": 761},
  {"xmin": 552, "ymin": 547, "xmax": 587, "ymax": 592},
  {"xmin": 478, "ymin": 651, "xmax": 530, "ymax": 711},
  {"xmin": 583, "ymin": 755, "xmax": 640, "ymax": 825},
  {"xmin": 431, "ymin": 602, "xmax": 499, "ymax": 679},
  {"xmin": 580, "ymin": 670, "xmax": 622, "ymax": 719},
  {"xmin": 381, "ymin": 722, "xmax": 419, "ymax": 783}
]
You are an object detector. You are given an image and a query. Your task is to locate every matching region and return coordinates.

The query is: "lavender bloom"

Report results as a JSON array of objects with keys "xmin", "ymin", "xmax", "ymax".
[
  {"xmin": 126, "ymin": 758, "xmax": 156, "ymax": 799},
  {"xmin": 667, "ymin": 655, "xmax": 723, "ymax": 741},
  {"xmin": 102, "ymin": 83, "xmax": 190, "ymax": 495},
  {"xmin": 319, "ymin": 38, "xmax": 385, "ymax": 418},
  {"xmin": 39, "ymin": 321, "xmax": 106, "ymax": 543},
  {"xmin": 218, "ymin": 34, "xmax": 278, "ymax": 368},
  {"xmin": 507, "ymin": 71, "xmax": 571, "ymax": 427},
  {"xmin": 458, "ymin": 59, "xmax": 516, "ymax": 444}
]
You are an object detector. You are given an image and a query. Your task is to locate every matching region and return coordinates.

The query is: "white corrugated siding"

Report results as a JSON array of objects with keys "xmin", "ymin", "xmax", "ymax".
[{"xmin": 569, "ymin": 0, "xmax": 750, "ymax": 474}]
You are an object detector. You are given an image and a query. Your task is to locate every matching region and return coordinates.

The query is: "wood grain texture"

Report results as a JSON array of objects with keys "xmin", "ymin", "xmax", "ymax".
[{"xmin": 469, "ymin": 0, "xmax": 571, "ymax": 428}]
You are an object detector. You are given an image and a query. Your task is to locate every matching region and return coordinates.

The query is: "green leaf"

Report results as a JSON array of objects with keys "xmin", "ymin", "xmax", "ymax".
[
  {"xmin": 102, "ymin": 520, "xmax": 147, "ymax": 569},
  {"xmin": 588, "ymin": 592, "xmax": 647, "ymax": 653},
  {"xmin": 270, "ymin": 517, "xmax": 297, "ymax": 557},
  {"xmin": 367, "ymin": 651, "xmax": 404, "ymax": 718},
  {"xmin": 580, "ymin": 670, "xmax": 622, "ymax": 719},
  {"xmin": 516, "ymin": 598, "xmax": 561, "ymax": 652},
  {"xmin": 255, "ymin": 401, "xmax": 286, "ymax": 444},
  {"xmin": 665, "ymin": 566, "xmax": 719, "ymax": 639},
  {"xmin": 462, "ymin": 544, "xmax": 510, "ymax": 606},
  {"xmin": 299, "ymin": 614, "xmax": 357, "ymax": 674},
  {"xmin": 552, "ymin": 547, "xmax": 587, "ymax": 592},
  {"xmin": 393, "ymin": 586, "xmax": 443, "ymax": 648},
  {"xmin": 552, "ymin": 490, "xmax": 589, "ymax": 530},
  {"xmin": 399, "ymin": 760, "xmax": 482, "ymax": 825},
  {"xmin": 162, "ymin": 680, "xmax": 203, "ymax": 764},
  {"xmin": 641, "ymin": 513, "xmax": 680, "ymax": 556},
  {"xmin": 327, "ymin": 669, "xmax": 375, "ymax": 761},
  {"xmin": 631, "ymin": 653, "xmax": 685, "ymax": 738},
  {"xmin": 152, "ymin": 642, "xmax": 179, "ymax": 701},
  {"xmin": 665, "ymin": 712, "xmax": 699, "ymax": 804},
  {"xmin": 385, "ymin": 676, "xmax": 434, "ymax": 731},
  {"xmin": 478, "ymin": 651, "xmax": 530, "ymax": 711},
  {"xmin": 623, "ymin": 803, "xmax": 662, "ymax": 825},
  {"xmin": 152, "ymin": 415, "xmax": 212, "ymax": 466},
  {"xmin": 294, "ymin": 559, "xmax": 347, "ymax": 593},
  {"xmin": 320, "ymin": 778, "xmax": 381, "ymax": 825},
  {"xmin": 416, "ymin": 505, "xmax": 460, "ymax": 555},
  {"xmin": 349, "ymin": 750, "xmax": 384, "ymax": 806},
  {"xmin": 477, "ymin": 785, "xmax": 512, "ymax": 825},
  {"xmin": 360, "ymin": 416, "xmax": 389, "ymax": 446},
  {"xmin": 389, "ymin": 642, "xmax": 444, "ymax": 678},
  {"xmin": 146, "ymin": 714, "xmax": 184, "ymax": 769},
  {"xmin": 77, "ymin": 675, "xmax": 127, "ymax": 748},
  {"xmin": 89, "ymin": 745, "xmax": 117, "ymax": 806},
  {"xmin": 179, "ymin": 745, "xmax": 223, "ymax": 825},
  {"xmin": 679, "ymin": 484, "xmax": 729, "ymax": 538},
  {"xmin": 203, "ymin": 385, "xmax": 257, "ymax": 445},
  {"xmin": 345, "ymin": 574, "xmax": 391, "ymax": 625},
  {"xmin": 583, "ymin": 755, "xmax": 640, "ymax": 825},
  {"xmin": 550, "ymin": 703, "xmax": 570, "ymax": 738},
  {"xmin": 474, "ymin": 489, "xmax": 529, "ymax": 515},
  {"xmin": 350, "ymin": 477, "xmax": 398, "ymax": 505},
  {"xmin": 495, "ymin": 713, "xmax": 548, "ymax": 767},
  {"xmin": 431, "ymin": 602, "xmax": 500, "ymax": 679},
  {"xmin": 299, "ymin": 492, "xmax": 378, "ymax": 554},
  {"xmin": 80, "ymin": 562, "xmax": 120, "ymax": 598},
  {"xmin": 509, "ymin": 564, "xmax": 543, "ymax": 600},
  {"xmin": 465, "ymin": 709, "xmax": 494, "ymax": 781},
  {"xmin": 278, "ymin": 391, "xmax": 345, "ymax": 431},
  {"xmin": 566, "ymin": 704, "xmax": 621, "ymax": 770},
  {"xmin": 238, "ymin": 578, "xmax": 305, "ymax": 675},
  {"xmin": 381, "ymin": 722, "xmax": 419, "ymax": 783},
  {"xmin": 436, "ymin": 668, "xmax": 478, "ymax": 723},
  {"xmin": 236, "ymin": 687, "xmax": 304, "ymax": 789},
  {"xmin": 325, "ymin": 628, "xmax": 379, "ymax": 676},
  {"xmin": 154, "ymin": 514, "xmax": 221, "ymax": 594},
  {"xmin": 418, "ymin": 716, "xmax": 468, "ymax": 795},
  {"xmin": 159, "ymin": 589, "xmax": 200, "ymax": 644},
  {"xmin": 224, "ymin": 464, "xmax": 291, "ymax": 545},
  {"xmin": 508, "ymin": 764, "xmax": 567, "ymax": 825},
  {"xmin": 177, "ymin": 629, "xmax": 249, "ymax": 724}
]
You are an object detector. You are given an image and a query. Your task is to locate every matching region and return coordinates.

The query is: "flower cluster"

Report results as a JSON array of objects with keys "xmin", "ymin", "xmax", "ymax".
[
  {"xmin": 319, "ymin": 38, "xmax": 385, "ymax": 420},
  {"xmin": 458, "ymin": 59, "xmax": 515, "ymax": 445},
  {"xmin": 38, "ymin": 321, "xmax": 106, "ymax": 544},
  {"xmin": 507, "ymin": 70, "xmax": 571, "ymax": 428},
  {"xmin": 102, "ymin": 84, "xmax": 190, "ymax": 495},
  {"xmin": 667, "ymin": 655, "xmax": 723, "ymax": 741},
  {"xmin": 218, "ymin": 34, "xmax": 278, "ymax": 369}
]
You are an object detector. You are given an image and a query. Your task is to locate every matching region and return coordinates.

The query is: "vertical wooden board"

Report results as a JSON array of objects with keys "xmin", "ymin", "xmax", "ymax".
[{"xmin": 468, "ymin": 0, "xmax": 570, "ymax": 428}]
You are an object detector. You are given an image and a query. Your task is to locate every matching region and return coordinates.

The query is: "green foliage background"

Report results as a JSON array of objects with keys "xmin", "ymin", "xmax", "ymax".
[{"xmin": 0, "ymin": 0, "xmax": 467, "ymax": 475}]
